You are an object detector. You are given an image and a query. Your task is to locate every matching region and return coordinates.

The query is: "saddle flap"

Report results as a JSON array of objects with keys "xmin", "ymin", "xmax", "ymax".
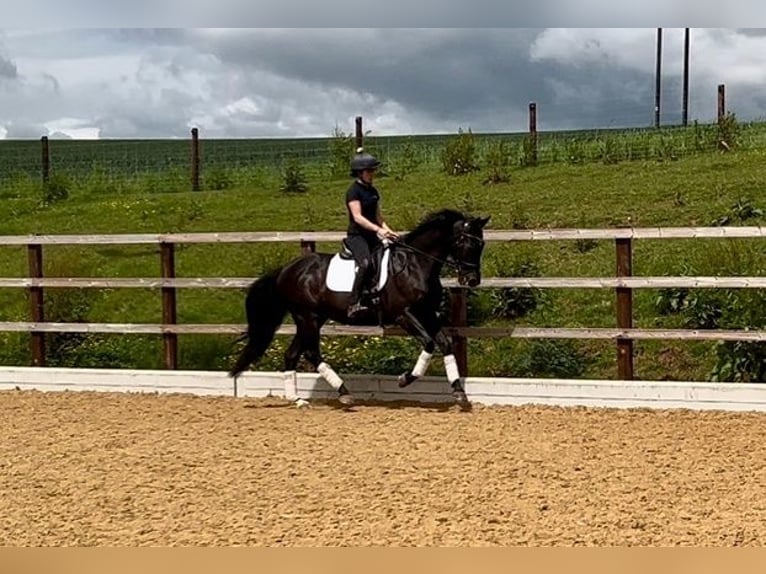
[{"xmin": 326, "ymin": 244, "xmax": 392, "ymax": 293}]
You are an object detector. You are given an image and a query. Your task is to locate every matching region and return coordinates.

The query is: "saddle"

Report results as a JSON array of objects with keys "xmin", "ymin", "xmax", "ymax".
[{"xmin": 326, "ymin": 238, "xmax": 392, "ymax": 297}]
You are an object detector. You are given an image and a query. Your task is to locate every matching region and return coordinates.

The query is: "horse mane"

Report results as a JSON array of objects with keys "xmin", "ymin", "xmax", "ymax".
[{"xmin": 402, "ymin": 209, "xmax": 467, "ymax": 243}]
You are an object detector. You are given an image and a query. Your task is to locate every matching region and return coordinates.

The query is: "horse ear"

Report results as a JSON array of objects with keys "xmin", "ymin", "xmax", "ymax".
[{"xmin": 478, "ymin": 215, "xmax": 491, "ymax": 228}]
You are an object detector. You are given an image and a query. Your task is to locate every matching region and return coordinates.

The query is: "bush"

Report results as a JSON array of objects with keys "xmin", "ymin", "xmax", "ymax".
[
  {"xmin": 390, "ymin": 137, "xmax": 423, "ymax": 181},
  {"xmin": 718, "ymin": 112, "xmax": 740, "ymax": 151},
  {"xmin": 491, "ymin": 260, "xmax": 547, "ymax": 320},
  {"xmin": 280, "ymin": 157, "xmax": 309, "ymax": 193},
  {"xmin": 441, "ymin": 128, "xmax": 479, "ymax": 175},
  {"xmin": 328, "ymin": 125, "xmax": 354, "ymax": 178},
  {"xmin": 712, "ymin": 197, "xmax": 763, "ymax": 226},
  {"xmin": 508, "ymin": 339, "xmax": 588, "ymax": 378},
  {"xmin": 482, "ymin": 138, "xmax": 512, "ymax": 184},
  {"xmin": 204, "ymin": 165, "xmax": 235, "ymax": 190},
  {"xmin": 41, "ymin": 173, "xmax": 70, "ymax": 206}
]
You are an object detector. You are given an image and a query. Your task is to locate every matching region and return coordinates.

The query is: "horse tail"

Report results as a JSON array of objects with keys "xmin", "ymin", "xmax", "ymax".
[{"xmin": 228, "ymin": 267, "xmax": 288, "ymax": 378}]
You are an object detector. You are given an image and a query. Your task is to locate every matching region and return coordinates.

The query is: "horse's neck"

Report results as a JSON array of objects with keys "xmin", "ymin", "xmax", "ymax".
[{"xmin": 406, "ymin": 230, "xmax": 452, "ymax": 270}]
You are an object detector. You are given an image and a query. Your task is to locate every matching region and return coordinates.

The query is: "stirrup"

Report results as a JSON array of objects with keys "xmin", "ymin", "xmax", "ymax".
[{"xmin": 347, "ymin": 302, "xmax": 369, "ymax": 317}]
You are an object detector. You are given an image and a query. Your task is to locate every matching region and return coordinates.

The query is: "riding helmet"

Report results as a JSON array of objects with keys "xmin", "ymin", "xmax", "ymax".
[{"xmin": 349, "ymin": 147, "xmax": 381, "ymax": 176}]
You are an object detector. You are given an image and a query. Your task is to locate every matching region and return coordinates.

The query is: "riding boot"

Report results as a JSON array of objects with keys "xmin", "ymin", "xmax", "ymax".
[{"xmin": 347, "ymin": 264, "xmax": 370, "ymax": 319}]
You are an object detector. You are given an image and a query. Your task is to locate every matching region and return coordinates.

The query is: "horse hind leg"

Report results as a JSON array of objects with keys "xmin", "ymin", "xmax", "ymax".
[
  {"xmin": 297, "ymin": 314, "xmax": 354, "ymax": 407},
  {"xmin": 282, "ymin": 332, "xmax": 309, "ymax": 408}
]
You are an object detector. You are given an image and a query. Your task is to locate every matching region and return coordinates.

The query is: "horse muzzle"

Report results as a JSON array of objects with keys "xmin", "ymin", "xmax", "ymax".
[{"xmin": 458, "ymin": 271, "xmax": 481, "ymax": 287}]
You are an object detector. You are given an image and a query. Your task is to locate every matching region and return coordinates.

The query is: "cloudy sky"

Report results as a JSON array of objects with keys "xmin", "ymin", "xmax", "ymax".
[{"xmin": 1, "ymin": 27, "xmax": 766, "ymax": 140}]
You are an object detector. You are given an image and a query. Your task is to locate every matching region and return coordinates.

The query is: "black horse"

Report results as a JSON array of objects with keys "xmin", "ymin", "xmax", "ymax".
[{"xmin": 228, "ymin": 208, "xmax": 490, "ymax": 406}]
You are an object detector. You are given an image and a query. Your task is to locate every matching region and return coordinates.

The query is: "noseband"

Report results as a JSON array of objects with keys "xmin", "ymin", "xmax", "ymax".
[{"xmin": 449, "ymin": 231, "xmax": 484, "ymax": 271}]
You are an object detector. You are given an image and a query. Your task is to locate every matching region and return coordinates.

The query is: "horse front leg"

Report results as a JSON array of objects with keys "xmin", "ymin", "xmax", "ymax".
[
  {"xmin": 395, "ymin": 312, "xmax": 436, "ymax": 388},
  {"xmin": 398, "ymin": 308, "xmax": 468, "ymax": 406}
]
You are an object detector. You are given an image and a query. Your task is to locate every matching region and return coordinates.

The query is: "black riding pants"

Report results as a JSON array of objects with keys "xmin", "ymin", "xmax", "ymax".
[{"xmin": 345, "ymin": 233, "xmax": 378, "ymax": 292}]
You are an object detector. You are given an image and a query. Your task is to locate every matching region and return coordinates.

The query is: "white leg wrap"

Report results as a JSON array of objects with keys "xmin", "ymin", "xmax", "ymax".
[
  {"xmin": 411, "ymin": 350, "xmax": 433, "ymax": 377},
  {"xmin": 317, "ymin": 361, "xmax": 344, "ymax": 390},
  {"xmin": 444, "ymin": 354, "xmax": 460, "ymax": 383},
  {"xmin": 283, "ymin": 370, "xmax": 298, "ymax": 401}
]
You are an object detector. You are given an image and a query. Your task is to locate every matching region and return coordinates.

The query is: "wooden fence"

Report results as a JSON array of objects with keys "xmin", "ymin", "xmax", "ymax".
[{"xmin": 1, "ymin": 225, "xmax": 766, "ymax": 380}]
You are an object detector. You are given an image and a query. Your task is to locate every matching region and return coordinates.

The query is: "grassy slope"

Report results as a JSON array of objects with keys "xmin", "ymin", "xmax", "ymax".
[{"xmin": 1, "ymin": 146, "xmax": 765, "ymax": 380}]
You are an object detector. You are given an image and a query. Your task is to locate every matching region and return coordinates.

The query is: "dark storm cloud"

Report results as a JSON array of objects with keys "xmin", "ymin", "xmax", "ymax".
[
  {"xmin": 735, "ymin": 28, "xmax": 766, "ymax": 37},
  {"xmin": 3, "ymin": 121, "xmax": 48, "ymax": 138},
  {"xmin": 4, "ymin": 0, "xmax": 763, "ymax": 26},
  {"xmin": 192, "ymin": 29, "xmax": 663, "ymax": 132},
  {"xmin": 3, "ymin": 27, "xmax": 766, "ymax": 139},
  {"xmin": 0, "ymin": 54, "xmax": 17, "ymax": 78},
  {"xmin": 195, "ymin": 29, "xmax": 548, "ymax": 129},
  {"xmin": 93, "ymin": 87, "xmax": 200, "ymax": 138}
]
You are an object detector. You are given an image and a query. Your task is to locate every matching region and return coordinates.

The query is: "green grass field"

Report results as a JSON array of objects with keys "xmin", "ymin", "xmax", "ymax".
[{"xmin": 1, "ymin": 119, "xmax": 766, "ymax": 382}]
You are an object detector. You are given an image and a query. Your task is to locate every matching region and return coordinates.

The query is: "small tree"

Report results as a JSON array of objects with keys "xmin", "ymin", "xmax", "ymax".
[
  {"xmin": 280, "ymin": 157, "xmax": 308, "ymax": 193},
  {"xmin": 482, "ymin": 138, "xmax": 512, "ymax": 184},
  {"xmin": 441, "ymin": 128, "xmax": 479, "ymax": 175}
]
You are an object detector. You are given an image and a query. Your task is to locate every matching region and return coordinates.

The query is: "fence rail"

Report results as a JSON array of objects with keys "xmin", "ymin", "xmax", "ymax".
[
  {"xmin": 1, "ymin": 226, "xmax": 765, "ymax": 379},
  {"xmin": 2, "ymin": 226, "xmax": 766, "ymax": 245}
]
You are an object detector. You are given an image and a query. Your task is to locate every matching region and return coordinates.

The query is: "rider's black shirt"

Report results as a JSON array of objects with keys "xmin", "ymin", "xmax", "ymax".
[{"xmin": 345, "ymin": 179, "xmax": 380, "ymax": 241}]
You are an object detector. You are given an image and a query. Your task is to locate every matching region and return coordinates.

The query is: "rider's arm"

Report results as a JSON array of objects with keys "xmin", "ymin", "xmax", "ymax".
[
  {"xmin": 348, "ymin": 200, "xmax": 383, "ymax": 234},
  {"xmin": 376, "ymin": 204, "xmax": 398, "ymax": 237}
]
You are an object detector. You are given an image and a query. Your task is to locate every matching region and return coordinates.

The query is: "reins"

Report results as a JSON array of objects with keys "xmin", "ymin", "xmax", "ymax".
[{"xmin": 385, "ymin": 230, "xmax": 484, "ymax": 271}]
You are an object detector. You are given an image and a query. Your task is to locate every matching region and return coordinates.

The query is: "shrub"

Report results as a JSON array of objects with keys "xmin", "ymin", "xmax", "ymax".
[
  {"xmin": 204, "ymin": 165, "xmax": 235, "ymax": 190},
  {"xmin": 441, "ymin": 128, "xmax": 479, "ymax": 175},
  {"xmin": 509, "ymin": 339, "xmax": 588, "ymax": 378},
  {"xmin": 718, "ymin": 112, "xmax": 740, "ymax": 151},
  {"xmin": 482, "ymin": 138, "xmax": 512, "ymax": 184},
  {"xmin": 280, "ymin": 157, "xmax": 309, "ymax": 193},
  {"xmin": 41, "ymin": 173, "xmax": 70, "ymax": 206},
  {"xmin": 491, "ymin": 260, "xmax": 547, "ymax": 320},
  {"xmin": 328, "ymin": 125, "xmax": 354, "ymax": 178}
]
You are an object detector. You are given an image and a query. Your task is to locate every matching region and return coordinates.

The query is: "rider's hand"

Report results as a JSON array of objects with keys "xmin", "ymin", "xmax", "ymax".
[{"xmin": 376, "ymin": 228, "xmax": 388, "ymax": 241}]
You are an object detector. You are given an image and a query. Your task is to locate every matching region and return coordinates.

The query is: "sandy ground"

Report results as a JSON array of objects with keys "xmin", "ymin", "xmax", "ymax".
[{"xmin": 2, "ymin": 389, "xmax": 766, "ymax": 546}]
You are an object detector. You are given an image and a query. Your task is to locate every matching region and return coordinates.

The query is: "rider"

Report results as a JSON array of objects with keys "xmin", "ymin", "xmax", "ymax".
[{"xmin": 344, "ymin": 147, "xmax": 399, "ymax": 319}]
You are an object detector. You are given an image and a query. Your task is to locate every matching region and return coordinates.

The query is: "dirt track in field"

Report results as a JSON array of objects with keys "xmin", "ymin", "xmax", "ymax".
[{"xmin": 2, "ymin": 389, "xmax": 766, "ymax": 546}]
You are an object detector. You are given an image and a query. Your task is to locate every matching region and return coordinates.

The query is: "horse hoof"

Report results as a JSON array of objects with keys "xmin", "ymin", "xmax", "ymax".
[
  {"xmin": 398, "ymin": 372, "xmax": 417, "ymax": 388},
  {"xmin": 453, "ymin": 390, "xmax": 468, "ymax": 404},
  {"xmin": 294, "ymin": 398, "xmax": 310, "ymax": 409},
  {"xmin": 338, "ymin": 393, "xmax": 355, "ymax": 407}
]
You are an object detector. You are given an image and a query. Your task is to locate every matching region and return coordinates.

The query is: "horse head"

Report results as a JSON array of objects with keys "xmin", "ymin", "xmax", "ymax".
[
  {"xmin": 450, "ymin": 214, "xmax": 490, "ymax": 287},
  {"xmin": 401, "ymin": 208, "xmax": 491, "ymax": 288}
]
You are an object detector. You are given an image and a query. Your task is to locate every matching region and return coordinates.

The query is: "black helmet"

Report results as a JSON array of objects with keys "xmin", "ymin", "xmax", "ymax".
[{"xmin": 349, "ymin": 147, "xmax": 381, "ymax": 176}]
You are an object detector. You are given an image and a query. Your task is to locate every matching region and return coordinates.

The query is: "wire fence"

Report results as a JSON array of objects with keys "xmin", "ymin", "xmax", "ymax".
[{"xmin": 2, "ymin": 111, "xmax": 766, "ymax": 197}]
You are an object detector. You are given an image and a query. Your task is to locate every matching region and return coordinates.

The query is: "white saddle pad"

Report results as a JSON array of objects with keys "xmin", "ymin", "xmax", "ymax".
[{"xmin": 326, "ymin": 248, "xmax": 391, "ymax": 293}]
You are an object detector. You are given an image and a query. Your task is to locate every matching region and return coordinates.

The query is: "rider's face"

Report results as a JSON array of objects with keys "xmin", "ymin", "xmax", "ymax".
[{"xmin": 360, "ymin": 168, "xmax": 376, "ymax": 183}]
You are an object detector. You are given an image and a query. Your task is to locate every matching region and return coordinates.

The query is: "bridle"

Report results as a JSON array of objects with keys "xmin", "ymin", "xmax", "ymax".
[{"xmin": 387, "ymin": 228, "xmax": 484, "ymax": 273}]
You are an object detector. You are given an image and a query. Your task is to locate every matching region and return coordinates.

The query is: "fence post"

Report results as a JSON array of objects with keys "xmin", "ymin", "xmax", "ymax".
[
  {"xmin": 717, "ymin": 84, "xmax": 726, "ymax": 122},
  {"xmin": 355, "ymin": 116, "xmax": 364, "ymax": 149},
  {"xmin": 615, "ymin": 237, "xmax": 634, "ymax": 380},
  {"xmin": 191, "ymin": 127, "xmax": 200, "ymax": 192},
  {"xmin": 27, "ymin": 244, "xmax": 46, "ymax": 366},
  {"xmin": 448, "ymin": 287, "xmax": 469, "ymax": 378},
  {"xmin": 41, "ymin": 136, "xmax": 50, "ymax": 185},
  {"xmin": 160, "ymin": 242, "xmax": 178, "ymax": 369},
  {"xmin": 655, "ymin": 28, "xmax": 663, "ymax": 128},
  {"xmin": 528, "ymin": 102, "xmax": 538, "ymax": 166}
]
